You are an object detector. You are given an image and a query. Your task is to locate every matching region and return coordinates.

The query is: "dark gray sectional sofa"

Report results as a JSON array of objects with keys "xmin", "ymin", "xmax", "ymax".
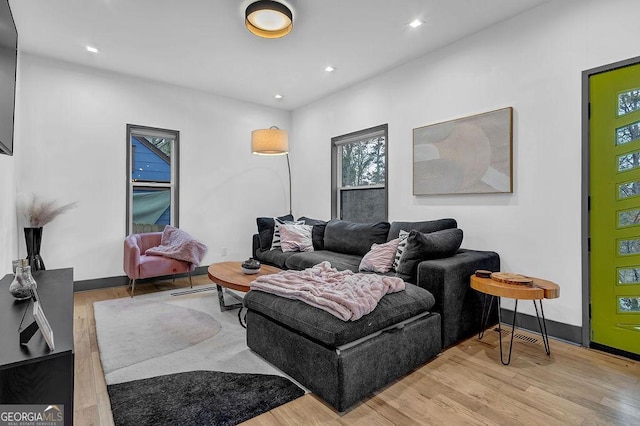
[{"xmin": 244, "ymin": 216, "xmax": 499, "ymax": 412}]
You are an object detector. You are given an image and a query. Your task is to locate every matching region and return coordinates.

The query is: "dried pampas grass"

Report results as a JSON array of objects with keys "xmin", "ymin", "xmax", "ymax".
[{"xmin": 19, "ymin": 194, "xmax": 77, "ymax": 227}]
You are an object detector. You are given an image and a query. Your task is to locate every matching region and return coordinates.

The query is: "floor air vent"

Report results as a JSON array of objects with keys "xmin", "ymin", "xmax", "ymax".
[
  {"xmin": 493, "ymin": 327, "xmax": 541, "ymax": 345},
  {"xmin": 170, "ymin": 286, "xmax": 216, "ymax": 296}
]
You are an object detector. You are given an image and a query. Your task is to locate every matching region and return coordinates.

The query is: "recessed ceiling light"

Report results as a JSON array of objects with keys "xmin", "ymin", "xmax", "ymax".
[
  {"xmin": 409, "ymin": 19, "xmax": 423, "ymax": 28},
  {"xmin": 85, "ymin": 46, "xmax": 99, "ymax": 53},
  {"xmin": 274, "ymin": 94, "xmax": 283, "ymax": 99},
  {"xmin": 325, "ymin": 66, "xmax": 335, "ymax": 72}
]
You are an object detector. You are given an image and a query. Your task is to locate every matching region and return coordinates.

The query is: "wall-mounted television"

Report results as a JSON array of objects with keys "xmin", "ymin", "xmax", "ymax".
[{"xmin": 0, "ymin": 0, "xmax": 17, "ymax": 156}]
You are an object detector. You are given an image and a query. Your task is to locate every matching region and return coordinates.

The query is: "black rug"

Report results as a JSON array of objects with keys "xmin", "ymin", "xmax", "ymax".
[{"xmin": 107, "ymin": 370, "xmax": 304, "ymax": 426}]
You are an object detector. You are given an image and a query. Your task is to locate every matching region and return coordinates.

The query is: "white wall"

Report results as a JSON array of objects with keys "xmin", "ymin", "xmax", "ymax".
[
  {"xmin": 291, "ymin": 0, "xmax": 640, "ymax": 327},
  {"xmin": 13, "ymin": 53, "xmax": 291, "ymax": 281}
]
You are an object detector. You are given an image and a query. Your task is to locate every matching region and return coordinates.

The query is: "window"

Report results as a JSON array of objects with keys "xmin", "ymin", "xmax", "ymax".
[
  {"xmin": 126, "ymin": 124, "xmax": 179, "ymax": 235},
  {"xmin": 331, "ymin": 124, "xmax": 387, "ymax": 222},
  {"xmin": 618, "ymin": 150, "xmax": 640, "ymax": 172},
  {"xmin": 618, "ymin": 88, "xmax": 640, "ymax": 116},
  {"xmin": 615, "ymin": 120, "xmax": 640, "ymax": 146}
]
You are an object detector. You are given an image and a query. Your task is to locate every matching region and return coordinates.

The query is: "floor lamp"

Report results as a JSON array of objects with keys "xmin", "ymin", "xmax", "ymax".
[{"xmin": 251, "ymin": 127, "xmax": 292, "ymax": 215}]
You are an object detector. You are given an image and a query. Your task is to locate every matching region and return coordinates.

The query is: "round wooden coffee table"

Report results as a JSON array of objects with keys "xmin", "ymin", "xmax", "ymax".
[
  {"xmin": 208, "ymin": 261, "xmax": 282, "ymax": 311},
  {"xmin": 471, "ymin": 274, "xmax": 560, "ymax": 365}
]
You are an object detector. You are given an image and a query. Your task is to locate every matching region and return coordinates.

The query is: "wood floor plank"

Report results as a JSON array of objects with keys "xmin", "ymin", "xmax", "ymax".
[
  {"xmin": 74, "ymin": 315, "xmax": 97, "ymax": 411},
  {"xmin": 424, "ymin": 364, "xmax": 563, "ymax": 426},
  {"xmin": 74, "ymin": 405, "xmax": 99, "ymax": 426},
  {"xmin": 370, "ymin": 381, "xmax": 487, "ymax": 426},
  {"xmin": 262, "ymin": 394, "xmax": 341, "ymax": 425},
  {"xmin": 91, "ymin": 351, "xmax": 115, "ymax": 426},
  {"xmin": 73, "ymin": 280, "xmax": 640, "ymax": 425}
]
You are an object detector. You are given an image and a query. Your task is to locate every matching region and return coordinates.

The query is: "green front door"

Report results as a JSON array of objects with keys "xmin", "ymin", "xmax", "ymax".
[{"xmin": 590, "ymin": 62, "xmax": 640, "ymax": 356}]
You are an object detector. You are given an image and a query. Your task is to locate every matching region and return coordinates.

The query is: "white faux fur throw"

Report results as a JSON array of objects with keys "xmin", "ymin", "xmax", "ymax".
[
  {"xmin": 146, "ymin": 225, "xmax": 207, "ymax": 265},
  {"xmin": 250, "ymin": 261, "xmax": 405, "ymax": 321}
]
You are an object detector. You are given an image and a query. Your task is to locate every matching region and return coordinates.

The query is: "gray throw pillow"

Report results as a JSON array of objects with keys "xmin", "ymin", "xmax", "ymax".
[
  {"xmin": 298, "ymin": 216, "xmax": 327, "ymax": 250},
  {"xmin": 395, "ymin": 228, "xmax": 463, "ymax": 283},
  {"xmin": 323, "ymin": 220, "xmax": 391, "ymax": 257},
  {"xmin": 387, "ymin": 218, "xmax": 457, "ymax": 241}
]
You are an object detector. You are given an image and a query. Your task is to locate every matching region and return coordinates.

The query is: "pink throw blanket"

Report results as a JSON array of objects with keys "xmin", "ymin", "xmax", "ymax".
[
  {"xmin": 146, "ymin": 225, "xmax": 208, "ymax": 265},
  {"xmin": 250, "ymin": 261, "xmax": 405, "ymax": 321}
]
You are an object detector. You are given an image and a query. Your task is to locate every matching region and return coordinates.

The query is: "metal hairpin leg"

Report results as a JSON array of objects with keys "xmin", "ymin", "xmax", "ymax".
[
  {"xmin": 533, "ymin": 299, "xmax": 551, "ymax": 355},
  {"xmin": 478, "ymin": 294, "xmax": 496, "ymax": 339},
  {"xmin": 479, "ymin": 296, "xmax": 551, "ymax": 365},
  {"xmin": 497, "ymin": 297, "xmax": 518, "ymax": 365}
]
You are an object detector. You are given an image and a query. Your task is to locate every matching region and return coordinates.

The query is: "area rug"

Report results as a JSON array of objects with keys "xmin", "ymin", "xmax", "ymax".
[{"xmin": 94, "ymin": 285, "xmax": 304, "ymax": 425}]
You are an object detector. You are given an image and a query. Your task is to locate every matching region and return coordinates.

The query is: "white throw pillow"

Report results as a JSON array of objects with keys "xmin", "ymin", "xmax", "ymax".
[
  {"xmin": 279, "ymin": 224, "xmax": 314, "ymax": 253},
  {"xmin": 271, "ymin": 217, "xmax": 303, "ymax": 250},
  {"xmin": 392, "ymin": 230, "xmax": 410, "ymax": 271},
  {"xmin": 359, "ymin": 238, "xmax": 400, "ymax": 273}
]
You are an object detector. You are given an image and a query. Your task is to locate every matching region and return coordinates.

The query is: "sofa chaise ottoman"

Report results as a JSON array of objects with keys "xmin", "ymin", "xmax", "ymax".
[
  {"xmin": 244, "ymin": 282, "xmax": 441, "ymax": 412},
  {"xmin": 251, "ymin": 217, "xmax": 500, "ymax": 348},
  {"xmin": 245, "ymin": 216, "xmax": 499, "ymax": 411}
]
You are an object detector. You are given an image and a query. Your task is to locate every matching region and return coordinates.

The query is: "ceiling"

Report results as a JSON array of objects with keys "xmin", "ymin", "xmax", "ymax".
[{"xmin": 9, "ymin": 0, "xmax": 550, "ymax": 111}]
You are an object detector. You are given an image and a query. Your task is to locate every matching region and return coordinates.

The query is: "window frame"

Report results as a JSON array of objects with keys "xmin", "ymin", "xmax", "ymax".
[
  {"xmin": 331, "ymin": 124, "xmax": 388, "ymax": 221},
  {"xmin": 126, "ymin": 124, "xmax": 180, "ymax": 235}
]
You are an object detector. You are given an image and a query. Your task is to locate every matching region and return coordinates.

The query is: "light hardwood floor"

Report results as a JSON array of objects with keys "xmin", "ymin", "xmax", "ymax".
[{"xmin": 74, "ymin": 276, "xmax": 640, "ymax": 425}]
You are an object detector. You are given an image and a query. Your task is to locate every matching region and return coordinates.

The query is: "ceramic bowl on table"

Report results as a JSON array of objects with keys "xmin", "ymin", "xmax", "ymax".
[{"xmin": 241, "ymin": 258, "xmax": 261, "ymax": 274}]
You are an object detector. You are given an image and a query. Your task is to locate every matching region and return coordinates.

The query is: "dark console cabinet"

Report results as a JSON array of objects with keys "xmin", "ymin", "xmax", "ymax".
[{"xmin": 0, "ymin": 268, "xmax": 74, "ymax": 426}]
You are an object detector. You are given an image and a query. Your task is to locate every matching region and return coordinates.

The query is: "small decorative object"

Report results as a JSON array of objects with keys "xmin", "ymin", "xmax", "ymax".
[
  {"xmin": 33, "ymin": 300, "xmax": 55, "ymax": 350},
  {"xmin": 475, "ymin": 269, "xmax": 492, "ymax": 278},
  {"xmin": 24, "ymin": 227, "xmax": 45, "ymax": 271},
  {"xmin": 9, "ymin": 258, "xmax": 37, "ymax": 300},
  {"xmin": 18, "ymin": 194, "xmax": 76, "ymax": 271},
  {"xmin": 241, "ymin": 257, "xmax": 261, "ymax": 274},
  {"xmin": 19, "ymin": 290, "xmax": 55, "ymax": 351},
  {"xmin": 490, "ymin": 272, "xmax": 533, "ymax": 285}
]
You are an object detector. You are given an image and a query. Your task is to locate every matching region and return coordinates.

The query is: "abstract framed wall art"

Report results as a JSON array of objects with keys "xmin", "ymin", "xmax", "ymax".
[{"xmin": 413, "ymin": 107, "xmax": 513, "ymax": 195}]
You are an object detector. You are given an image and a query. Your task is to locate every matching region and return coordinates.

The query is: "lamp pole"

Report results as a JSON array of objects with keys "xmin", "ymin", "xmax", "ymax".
[{"xmin": 286, "ymin": 152, "xmax": 292, "ymax": 215}]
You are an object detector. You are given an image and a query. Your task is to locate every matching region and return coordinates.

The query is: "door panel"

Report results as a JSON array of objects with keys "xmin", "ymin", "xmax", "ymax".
[{"xmin": 590, "ymin": 62, "xmax": 640, "ymax": 355}]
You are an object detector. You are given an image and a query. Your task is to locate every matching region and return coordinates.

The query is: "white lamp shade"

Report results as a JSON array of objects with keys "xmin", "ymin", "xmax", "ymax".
[{"xmin": 252, "ymin": 128, "xmax": 289, "ymax": 155}]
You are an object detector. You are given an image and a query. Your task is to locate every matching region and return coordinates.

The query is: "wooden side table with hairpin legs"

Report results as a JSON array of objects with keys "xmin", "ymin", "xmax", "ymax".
[{"xmin": 471, "ymin": 273, "xmax": 560, "ymax": 365}]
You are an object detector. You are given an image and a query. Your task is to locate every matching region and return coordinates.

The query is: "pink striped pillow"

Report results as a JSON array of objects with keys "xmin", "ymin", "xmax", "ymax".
[{"xmin": 358, "ymin": 238, "xmax": 400, "ymax": 273}]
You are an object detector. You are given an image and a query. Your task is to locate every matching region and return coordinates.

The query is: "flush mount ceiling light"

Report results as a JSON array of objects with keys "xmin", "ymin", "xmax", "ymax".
[{"xmin": 245, "ymin": 0, "xmax": 293, "ymax": 39}]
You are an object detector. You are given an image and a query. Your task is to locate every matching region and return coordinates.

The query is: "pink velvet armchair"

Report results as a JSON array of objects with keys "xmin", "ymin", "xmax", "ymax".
[{"xmin": 123, "ymin": 232, "xmax": 194, "ymax": 297}]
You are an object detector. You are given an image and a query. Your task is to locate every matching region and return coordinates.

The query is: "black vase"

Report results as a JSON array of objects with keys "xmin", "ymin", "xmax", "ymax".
[{"xmin": 24, "ymin": 227, "xmax": 46, "ymax": 272}]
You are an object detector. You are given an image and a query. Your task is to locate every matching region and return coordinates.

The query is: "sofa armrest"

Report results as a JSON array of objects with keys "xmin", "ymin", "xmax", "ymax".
[
  {"xmin": 123, "ymin": 235, "xmax": 142, "ymax": 280},
  {"xmin": 415, "ymin": 248, "xmax": 500, "ymax": 348}
]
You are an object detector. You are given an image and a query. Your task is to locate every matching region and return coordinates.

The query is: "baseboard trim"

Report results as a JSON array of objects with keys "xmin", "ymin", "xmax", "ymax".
[
  {"xmin": 500, "ymin": 308, "xmax": 582, "ymax": 345},
  {"xmin": 589, "ymin": 342, "xmax": 640, "ymax": 362},
  {"xmin": 73, "ymin": 265, "xmax": 210, "ymax": 292}
]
